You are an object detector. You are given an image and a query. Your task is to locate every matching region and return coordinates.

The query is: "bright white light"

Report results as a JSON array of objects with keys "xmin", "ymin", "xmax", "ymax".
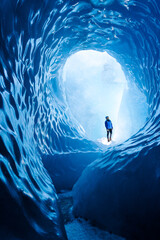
[
  {"xmin": 62, "ymin": 50, "xmax": 148, "ymax": 143},
  {"xmin": 97, "ymin": 137, "xmax": 112, "ymax": 146}
]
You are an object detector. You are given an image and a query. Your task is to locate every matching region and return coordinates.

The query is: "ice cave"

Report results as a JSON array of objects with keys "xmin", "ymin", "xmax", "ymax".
[{"xmin": 0, "ymin": 0, "xmax": 160, "ymax": 240}]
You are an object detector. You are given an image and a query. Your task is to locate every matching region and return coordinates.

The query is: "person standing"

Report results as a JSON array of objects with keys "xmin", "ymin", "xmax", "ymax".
[{"xmin": 105, "ymin": 116, "xmax": 113, "ymax": 142}]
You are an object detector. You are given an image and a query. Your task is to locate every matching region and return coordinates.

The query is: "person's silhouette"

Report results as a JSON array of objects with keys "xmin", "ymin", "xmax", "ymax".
[{"xmin": 105, "ymin": 116, "xmax": 113, "ymax": 142}]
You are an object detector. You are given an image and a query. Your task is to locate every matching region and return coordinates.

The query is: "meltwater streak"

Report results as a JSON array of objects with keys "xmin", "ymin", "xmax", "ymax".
[{"xmin": 0, "ymin": 0, "xmax": 160, "ymax": 239}]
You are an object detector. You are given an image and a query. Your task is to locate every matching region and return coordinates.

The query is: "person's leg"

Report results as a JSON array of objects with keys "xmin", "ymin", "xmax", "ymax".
[
  {"xmin": 107, "ymin": 130, "xmax": 110, "ymax": 142},
  {"xmin": 110, "ymin": 129, "xmax": 112, "ymax": 141}
]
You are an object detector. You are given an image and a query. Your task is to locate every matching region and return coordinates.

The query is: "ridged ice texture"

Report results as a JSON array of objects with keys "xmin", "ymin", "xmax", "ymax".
[
  {"xmin": 71, "ymin": 1, "xmax": 160, "ymax": 239},
  {"xmin": 0, "ymin": 0, "xmax": 160, "ymax": 239}
]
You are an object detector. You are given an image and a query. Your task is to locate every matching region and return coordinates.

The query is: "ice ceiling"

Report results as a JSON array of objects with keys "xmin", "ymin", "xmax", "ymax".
[{"xmin": 0, "ymin": 0, "xmax": 160, "ymax": 240}]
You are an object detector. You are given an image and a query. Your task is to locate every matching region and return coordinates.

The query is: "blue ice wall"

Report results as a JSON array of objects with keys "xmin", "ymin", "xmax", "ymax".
[
  {"xmin": 0, "ymin": 0, "xmax": 159, "ymax": 239},
  {"xmin": 72, "ymin": 1, "xmax": 160, "ymax": 239}
]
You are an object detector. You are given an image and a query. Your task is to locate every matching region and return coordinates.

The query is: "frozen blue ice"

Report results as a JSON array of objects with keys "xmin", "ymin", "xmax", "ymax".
[{"xmin": 0, "ymin": 0, "xmax": 159, "ymax": 240}]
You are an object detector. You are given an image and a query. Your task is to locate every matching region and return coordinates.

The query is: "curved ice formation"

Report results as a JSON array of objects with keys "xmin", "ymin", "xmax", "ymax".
[
  {"xmin": 0, "ymin": 0, "xmax": 159, "ymax": 239},
  {"xmin": 63, "ymin": 49, "xmax": 148, "ymax": 142},
  {"xmin": 72, "ymin": 1, "xmax": 160, "ymax": 239}
]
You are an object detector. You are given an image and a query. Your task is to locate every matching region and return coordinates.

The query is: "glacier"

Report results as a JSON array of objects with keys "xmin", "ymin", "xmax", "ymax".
[{"xmin": 0, "ymin": 0, "xmax": 160, "ymax": 239}]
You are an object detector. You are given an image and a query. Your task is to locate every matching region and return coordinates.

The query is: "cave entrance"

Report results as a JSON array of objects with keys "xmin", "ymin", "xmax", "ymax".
[{"xmin": 62, "ymin": 50, "xmax": 148, "ymax": 144}]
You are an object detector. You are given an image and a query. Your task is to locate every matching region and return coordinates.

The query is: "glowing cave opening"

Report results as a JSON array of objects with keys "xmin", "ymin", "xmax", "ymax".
[{"xmin": 62, "ymin": 50, "xmax": 148, "ymax": 144}]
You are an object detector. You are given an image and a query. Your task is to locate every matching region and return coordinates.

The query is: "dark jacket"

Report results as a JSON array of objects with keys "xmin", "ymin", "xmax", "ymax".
[{"xmin": 105, "ymin": 119, "xmax": 113, "ymax": 130}]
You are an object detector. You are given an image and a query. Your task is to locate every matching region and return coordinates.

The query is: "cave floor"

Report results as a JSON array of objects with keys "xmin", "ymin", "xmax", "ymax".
[{"xmin": 58, "ymin": 191, "xmax": 125, "ymax": 240}]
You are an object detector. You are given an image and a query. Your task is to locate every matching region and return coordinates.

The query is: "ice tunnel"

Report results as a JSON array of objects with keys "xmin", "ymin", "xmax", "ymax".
[
  {"xmin": 0, "ymin": 0, "xmax": 160, "ymax": 240},
  {"xmin": 62, "ymin": 49, "xmax": 148, "ymax": 142}
]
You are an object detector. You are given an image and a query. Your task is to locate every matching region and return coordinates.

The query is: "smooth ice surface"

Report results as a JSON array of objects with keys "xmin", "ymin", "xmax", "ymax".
[
  {"xmin": 0, "ymin": 0, "xmax": 160, "ymax": 240},
  {"xmin": 42, "ymin": 151, "xmax": 101, "ymax": 192},
  {"xmin": 73, "ymin": 146, "xmax": 160, "ymax": 239}
]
